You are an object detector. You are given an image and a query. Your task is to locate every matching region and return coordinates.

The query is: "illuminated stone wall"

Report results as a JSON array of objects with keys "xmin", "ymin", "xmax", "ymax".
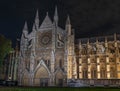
[
  {"xmin": 18, "ymin": 7, "xmax": 68, "ymax": 86},
  {"xmin": 76, "ymin": 34, "xmax": 120, "ymax": 79}
]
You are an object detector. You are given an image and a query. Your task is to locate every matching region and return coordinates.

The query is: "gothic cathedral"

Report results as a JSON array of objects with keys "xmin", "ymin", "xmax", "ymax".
[{"xmin": 18, "ymin": 7, "xmax": 76, "ymax": 86}]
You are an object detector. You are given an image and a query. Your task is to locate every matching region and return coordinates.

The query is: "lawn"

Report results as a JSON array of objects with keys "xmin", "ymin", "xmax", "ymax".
[{"xmin": 0, "ymin": 87, "xmax": 120, "ymax": 91}]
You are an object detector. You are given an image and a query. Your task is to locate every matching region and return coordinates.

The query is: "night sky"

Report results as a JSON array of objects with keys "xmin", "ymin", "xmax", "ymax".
[{"xmin": 1, "ymin": 0, "xmax": 120, "ymax": 47}]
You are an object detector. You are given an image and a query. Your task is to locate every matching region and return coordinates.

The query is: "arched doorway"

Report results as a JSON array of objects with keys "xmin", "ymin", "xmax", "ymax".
[
  {"xmin": 22, "ymin": 71, "xmax": 29, "ymax": 86},
  {"xmin": 55, "ymin": 71, "xmax": 64, "ymax": 86},
  {"xmin": 34, "ymin": 65, "xmax": 49, "ymax": 86}
]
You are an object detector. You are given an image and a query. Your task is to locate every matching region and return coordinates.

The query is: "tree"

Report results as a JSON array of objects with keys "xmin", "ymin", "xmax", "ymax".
[{"xmin": 0, "ymin": 34, "xmax": 13, "ymax": 79}]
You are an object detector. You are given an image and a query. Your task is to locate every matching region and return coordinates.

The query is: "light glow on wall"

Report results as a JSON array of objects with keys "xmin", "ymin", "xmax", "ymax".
[
  {"xmin": 79, "ymin": 66, "xmax": 82, "ymax": 72},
  {"xmin": 107, "ymin": 73, "xmax": 110, "ymax": 79},
  {"xmin": 97, "ymin": 57, "xmax": 99, "ymax": 63},
  {"xmin": 107, "ymin": 65, "xmax": 110, "ymax": 71},
  {"xmin": 88, "ymin": 58, "xmax": 90, "ymax": 63},
  {"xmin": 98, "ymin": 73, "xmax": 100, "ymax": 79},
  {"xmin": 88, "ymin": 73, "xmax": 91, "ymax": 79},
  {"xmin": 79, "ymin": 58, "xmax": 81, "ymax": 64},
  {"xmin": 88, "ymin": 65, "xmax": 90, "ymax": 72},
  {"xmin": 97, "ymin": 65, "xmax": 100, "ymax": 72},
  {"xmin": 106, "ymin": 57, "xmax": 109, "ymax": 63}
]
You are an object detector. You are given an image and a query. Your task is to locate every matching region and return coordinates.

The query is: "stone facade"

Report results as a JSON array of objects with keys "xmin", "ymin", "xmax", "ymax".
[
  {"xmin": 75, "ymin": 34, "xmax": 120, "ymax": 80},
  {"xmin": 68, "ymin": 34, "xmax": 120, "ymax": 86},
  {"xmin": 18, "ymin": 7, "xmax": 75, "ymax": 86},
  {"xmin": 18, "ymin": 7, "xmax": 120, "ymax": 87}
]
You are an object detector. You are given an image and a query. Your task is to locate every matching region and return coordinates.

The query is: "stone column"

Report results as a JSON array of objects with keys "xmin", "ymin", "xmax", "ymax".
[
  {"xmin": 88, "ymin": 57, "xmax": 91, "ymax": 79},
  {"xmin": 10, "ymin": 51, "xmax": 15, "ymax": 80},
  {"xmin": 106, "ymin": 56, "xmax": 110, "ymax": 79},
  {"xmin": 97, "ymin": 56, "xmax": 100, "ymax": 79},
  {"xmin": 78, "ymin": 57, "xmax": 82, "ymax": 79},
  {"xmin": 49, "ymin": 74, "xmax": 55, "ymax": 86},
  {"xmin": 29, "ymin": 73, "xmax": 34, "ymax": 86},
  {"xmin": 50, "ymin": 50, "xmax": 55, "ymax": 86},
  {"xmin": 8, "ymin": 52, "xmax": 12, "ymax": 80}
]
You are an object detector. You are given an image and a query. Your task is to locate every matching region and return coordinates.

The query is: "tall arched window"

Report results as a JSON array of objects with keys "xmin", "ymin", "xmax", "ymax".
[
  {"xmin": 110, "ymin": 67, "xmax": 115, "ymax": 78},
  {"xmin": 100, "ymin": 68, "xmax": 106, "ymax": 78},
  {"xmin": 82, "ymin": 68, "xmax": 88, "ymax": 79},
  {"xmin": 82, "ymin": 46, "xmax": 87, "ymax": 55},
  {"xmin": 48, "ymin": 60, "xmax": 50, "ymax": 68},
  {"xmin": 91, "ymin": 69, "xmax": 97, "ymax": 79},
  {"xmin": 59, "ymin": 59, "xmax": 62, "ymax": 68},
  {"xmin": 44, "ymin": 60, "xmax": 47, "ymax": 65}
]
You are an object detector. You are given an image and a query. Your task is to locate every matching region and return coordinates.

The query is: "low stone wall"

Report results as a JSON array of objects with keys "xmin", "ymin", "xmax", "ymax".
[{"xmin": 67, "ymin": 79, "xmax": 120, "ymax": 87}]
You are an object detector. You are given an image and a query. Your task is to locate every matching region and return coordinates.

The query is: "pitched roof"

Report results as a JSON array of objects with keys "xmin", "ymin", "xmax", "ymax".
[{"xmin": 39, "ymin": 12, "xmax": 53, "ymax": 30}]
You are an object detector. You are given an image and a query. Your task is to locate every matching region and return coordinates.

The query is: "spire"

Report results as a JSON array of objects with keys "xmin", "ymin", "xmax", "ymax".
[
  {"xmin": 32, "ymin": 23, "xmax": 36, "ymax": 32},
  {"xmin": 114, "ymin": 33, "xmax": 117, "ymax": 41},
  {"xmin": 79, "ymin": 40, "xmax": 82, "ymax": 49},
  {"xmin": 105, "ymin": 36, "xmax": 107, "ymax": 43},
  {"xmin": 87, "ymin": 38, "xmax": 90, "ymax": 45},
  {"xmin": 96, "ymin": 37, "xmax": 99, "ymax": 44},
  {"xmin": 23, "ymin": 21, "xmax": 28, "ymax": 34},
  {"xmin": 54, "ymin": 6, "xmax": 58, "ymax": 26},
  {"xmin": 66, "ymin": 15, "xmax": 71, "ymax": 25},
  {"xmin": 105, "ymin": 36, "xmax": 108, "ymax": 48},
  {"xmin": 35, "ymin": 9, "xmax": 39, "ymax": 30},
  {"xmin": 66, "ymin": 15, "xmax": 71, "ymax": 35},
  {"xmin": 114, "ymin": 33, "xmax": 117, "ymax": 47}
]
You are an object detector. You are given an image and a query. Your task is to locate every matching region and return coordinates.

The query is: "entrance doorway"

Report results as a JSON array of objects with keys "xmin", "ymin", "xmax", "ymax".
[
  {"xmin": 58, "ymin": 79, "xmax": 63, "ymax": 86},
  {"xmin": 40, "ymin": 78, "xmax": 48, "ymax": 87}
]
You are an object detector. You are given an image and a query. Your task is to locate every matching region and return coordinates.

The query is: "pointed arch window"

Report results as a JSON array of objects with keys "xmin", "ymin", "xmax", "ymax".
[
  {"xmin": 48, "ymin": 60, "xmax": 50, "ymax": 67},
  {"xmin": 91, "ymin": 69, "xmax": 97, "ymax": 79},
  {"xmin": 82, "ymin": 68, "xmax": 88, "ymax": 79},
  {"xmin": 100, "ymin": 67, "xmax": 106, "ymax": 78},
  {"xmin": 44, "ymin": 60, "xmax": 47, "ymax": 65},
  {"xmin": 110, "ymin": 67, "xmax": 116, "ymax": 78},
  {"xmin": 59, "ymin": 59, "xmax": 62, "ymax": 68},
  {"xmin": 44, "ymin": 60, "xmax": 50, "ymax": 66},
  {"xmin": 82, "ymin": 46, "xmax": 87, "ymax": 55}
]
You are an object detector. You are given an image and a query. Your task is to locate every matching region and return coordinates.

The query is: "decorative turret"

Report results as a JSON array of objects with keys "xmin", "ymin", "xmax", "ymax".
[
  {"xmin": 66, "ymin": 15, "xmax": 72, "ymax": 36},
  {"xmin": 105, "ymin": 36, "xmax": 108, "ymax": 48},
  {"xmin": 114, "ymin": 33, "xmax": 117, "ymax": 41},
  {"xmin": 87, "ymin": 39, "xmax": 90, "ymax": 53},
  {"xmin": 79, "ymin": 40, "xmax": 82, "ymax": 49},
  {"xmin": 54, "ymin": 6, "xmax": 58, "ymax": 26},
  {"xmin": 35, "ymin": 10, "xmax": 39, "ymax": 30},
  {"xmin": 22, "ymin": 21, "xmax": 28, "ymax": 37},
  {"xmin": 87, "ymin": 39, "xmax": 90, "ymax": 45},
  {"xmin": 32, "ymin": 23, "xmax": 37, "ymax": 33},
  {"xmin": 65, "ymin": 15, "xmax": 76, "ymax": 79},
  {"xmin": 114, "ymin": 33, "xmax": 117, "ymax": 47},
  {"xmin": 30, "ymin": 23, "xmax": 36, "ymax": 56},
  {"xmin": 66, "ymin": 15, "xmax": 71, "ymax": 25},
  {"xmin": 96, "ymin": 37, "xmax": 99, "ymax": 44},
  {"xmin": 20, "ymin": 21, "xmax": 28, "ymax": 52}
]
